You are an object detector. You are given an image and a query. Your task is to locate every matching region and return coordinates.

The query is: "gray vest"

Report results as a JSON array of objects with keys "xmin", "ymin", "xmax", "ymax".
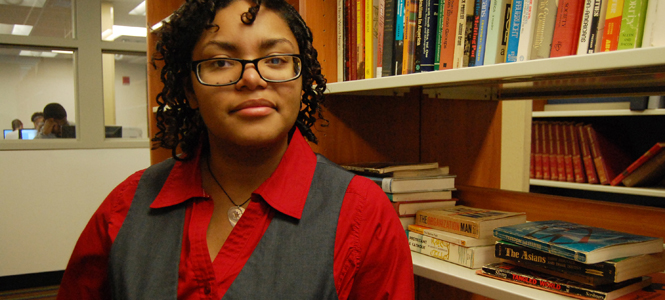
[{"xmin": 109, "ymin": 155, "xmax": 354, "ymax": 300}]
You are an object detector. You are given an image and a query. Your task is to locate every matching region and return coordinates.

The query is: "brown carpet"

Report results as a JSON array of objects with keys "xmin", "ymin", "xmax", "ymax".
[{"xmin": 0, "ymin": 286, "xmax": 58, "ymax": 300}]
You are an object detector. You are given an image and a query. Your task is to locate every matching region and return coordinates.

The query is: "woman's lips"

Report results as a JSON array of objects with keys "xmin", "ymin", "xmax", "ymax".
[{"xmin": 231, "ymin": 99, "xmax": 276, "ymax": 117}]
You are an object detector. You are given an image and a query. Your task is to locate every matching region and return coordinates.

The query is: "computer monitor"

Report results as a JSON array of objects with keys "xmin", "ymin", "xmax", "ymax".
[
  {"xmin": 105, "ymin": 126, "xmax": 122, "ymax": 138},
  {"xmin": 20, "ymin": 129, "xmax": 37, "ymax": 140},
  {"xmin": 61, "ymin": 125, "xmax": 76, "ymax": 138},
  {"xmin": 3, "ymin": 129, "xmax": 12, "ymax": 139}
]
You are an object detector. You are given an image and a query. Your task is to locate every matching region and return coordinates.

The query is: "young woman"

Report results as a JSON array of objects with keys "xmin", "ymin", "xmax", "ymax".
[{"xmin": 57, "ymin": 0, "xmax": 414, "ymax": 299}]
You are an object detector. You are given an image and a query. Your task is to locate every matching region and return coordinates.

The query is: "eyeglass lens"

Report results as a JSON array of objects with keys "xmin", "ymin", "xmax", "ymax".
[{"xmin": 197, "ymin": 55, "xmax": 301, "ymax": 85}]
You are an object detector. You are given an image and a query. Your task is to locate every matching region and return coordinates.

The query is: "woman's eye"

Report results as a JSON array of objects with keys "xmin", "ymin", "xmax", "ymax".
[
  {"xmin": 266, "ymin": 57, "xmax": 286, "ymax": 65},
  {"xmin": 213, "ymin": 59, "xmax": 232, "ymax": 68}
]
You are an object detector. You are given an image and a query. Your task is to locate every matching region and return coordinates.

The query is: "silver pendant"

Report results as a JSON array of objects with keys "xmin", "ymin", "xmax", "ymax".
[{"xmin": 227, "ymin": 206, "xmax": 245, "ymax": 227}]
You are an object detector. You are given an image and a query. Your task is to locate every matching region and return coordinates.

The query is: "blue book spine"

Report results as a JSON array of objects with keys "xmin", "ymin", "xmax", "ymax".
[
  {"xmin": 421, "ymin": 0, "xmax": 439, "ymax": 71},
  {"xmin": 493, "ymin": 228, "xmax": 585, "ymax": 262},
  {"xmin": 505, "ymin": 0, "xmax": 523, "ymax": 62},
  {"xmin": 474, "ymin": 0, "xmax": 491, "ymax": 65},
  {"xmin": 394, "ymin": 0, "xmax": 406, "ymax": 74}
]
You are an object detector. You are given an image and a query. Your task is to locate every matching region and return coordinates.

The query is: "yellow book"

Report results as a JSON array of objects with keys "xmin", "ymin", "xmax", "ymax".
[{"xmin": 365, "ymin": 0, "xmax": 374, "ymax": 78}]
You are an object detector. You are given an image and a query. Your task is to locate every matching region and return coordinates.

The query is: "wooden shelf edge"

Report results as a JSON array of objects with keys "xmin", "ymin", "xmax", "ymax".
[
  {"xmin": 530, "ymin": 179, "xmax": 665, "ymax": 198},
  {"xmin": 533, "ymin": 109, "xmax": 665, "ymax": 118}
]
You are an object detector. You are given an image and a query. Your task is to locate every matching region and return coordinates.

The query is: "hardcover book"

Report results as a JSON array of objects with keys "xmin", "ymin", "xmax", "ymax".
[
  {"xmin": 611, "ymin": 142, "xmax": 665, "ymax": 186},
  {"xmin": 529, "ymin": 0, "xmax": 557, "ymax": 59},
  {"xmin": 365, "ymin": 0, "xmax": 375, "ymax": 79},
  {"xmin": 495, "ymin": 240, "xmax": 665, "ymax": 286},
  {"xmin": 540, "ymin": 121, "xmax": 552, "ymax": 180},
  {"xmin": 550, "ymin": 0, "xmax": 585, "ymax": 57},
  {"xmin": 621, "ymin": 149, "xmax": 665, "ymax": 187},
  {"xmin": 382, "ymin": 0, "xmax": 398, "ymax": 76},
  {"xmin": 367, "ymin": 174, "xmax": 456, "ymax": 193},
  {"xmin": 341, "ymin": 161, "xmax": 439, "ymax": 175},
  {"xmin": 577, "ymin": 123, "xmax": 600, "ymax": 184},
  {"xmin": 533, "ymin": 121, "xmax": 543, "ymax": 179},
  {"xmin": 392, "ymin": 166, "xmax": 450, "ymax": 178},
  {"xmin": 420, "ymin": 0, "xmax": 439, "ymax": 71},
  {"xmin": 357, "ymin": 0, "xmax": 366, "ymax": 79},
  {"xmin": 409, "ymin": 224, "xmax": 500, "ymax": 246},
  {"xmin": 480, "ymin": 262, "xmax": 652, "ymax": 300},
  {"xmin": 387, "ymin": 189, "xmax": 454, "ymax": 202},
  {"xmin": 434, "ymin": 0, "xmax": 445, "ymax": 70},
  {"xmin": 467, "ymin": 0, "xmax": 482, "ymax": 67},
  {"xmin": 493, "ymin": 220, "xmax": 665, "ymax": 264},
  {"xmin": 414, "ymin": 0, "xmax": 426, "ymax": 72},
  {"xmin": 584, "ymin": 124, "xmax": 633, "ymax": 185},
  {"xmin": 402, "ymin": 0, "xmax": 419, "ymax": 74},
  {"xmin": 568, "ymin": 122, "xmax": 587, "ymax": 183},
  {"xmin": 392, "ymin": 198, "xmax": 457, "ymax": 216},
  {"xmin": 376, "ymin": 0, "xmax": 386, "ymax": 77},
  {"xmin": 416, "ymin": 205, "xmax": 527, "ymax": 239},
  {"xmin": 561, "ymin": 122, "xmax": 575, "ymax": 182},
  {"xmin": 473, "ymin": 0, "xmax": 491, "ymax": 65},
  {"xmin": 411, "ymin": 233, "xmax": 500, "ymax": 268},
  {"xmin": 394, "ymin": 0, "xmax": 406, "ymax": 74}
]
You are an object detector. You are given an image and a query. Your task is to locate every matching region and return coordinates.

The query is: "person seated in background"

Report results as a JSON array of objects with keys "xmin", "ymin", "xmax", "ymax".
[
  {"xmin": 35, "ymin": 103, "xmax": 74, "ymax": 139},
  {"xmin": 31, "ymin": 112, "xmax": 44, "ymax": 133},
  {"xmin": 5, "ymin": 119, "xmax": 23, "ymax": 139}
]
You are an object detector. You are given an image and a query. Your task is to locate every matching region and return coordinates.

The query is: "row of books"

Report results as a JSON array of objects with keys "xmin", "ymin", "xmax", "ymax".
[
  {"xmin": 530, "ymin": 120, "xmax": 665, "ymax": 187},
  {"xmin": 341, "ymin": 161, "xmax": 458, "ymax": 229},
  {"xmin": 482, "ymin": 220, "xmax": 665, "ymax": 299},
  {"xmin": 336, "ymin": 0, "xmax": 665, "ymax": 81}
]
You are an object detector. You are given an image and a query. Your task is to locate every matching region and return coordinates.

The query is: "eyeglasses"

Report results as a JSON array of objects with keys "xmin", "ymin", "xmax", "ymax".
[{"xmin": 190, "ymin": 54, "xmax": 302, "ymax": 86}]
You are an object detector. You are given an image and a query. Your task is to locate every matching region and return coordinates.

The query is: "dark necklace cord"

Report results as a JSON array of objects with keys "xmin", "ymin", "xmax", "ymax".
[{"xmin": 206, "ymin": 157, "xmax": 251, "ymax": 207}]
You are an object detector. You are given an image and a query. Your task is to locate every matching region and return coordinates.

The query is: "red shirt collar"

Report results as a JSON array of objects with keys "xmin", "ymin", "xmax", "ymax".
[{"xmin": 150, "ymin": 128, "xmax": 317, "ymax": 220}]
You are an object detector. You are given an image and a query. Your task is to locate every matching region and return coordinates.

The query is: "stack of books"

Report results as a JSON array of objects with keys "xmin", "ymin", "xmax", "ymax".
[
  {"xmin": 481, "ymin": 220, "xmax": 665, "ymax": 299},
  {"xmin": 337, "ymin": 0, "xmax": 663, "ymax": 81},
  {"xmin": 407, "ymin": 206, "xmax": 527, "ymax": 268},
  {"xmin": 342, "ymin": 162, "xmax": 458, "ymax": 229}
]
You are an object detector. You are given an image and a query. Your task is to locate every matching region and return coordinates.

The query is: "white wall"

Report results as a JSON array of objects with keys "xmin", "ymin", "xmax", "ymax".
[
  {"xmin": 114, "ymin": 59, "xmax": 148, "ymax": 137},
  {"xmin": 0, "ymin": 148, "xmax": 150, "ymax": 276}
]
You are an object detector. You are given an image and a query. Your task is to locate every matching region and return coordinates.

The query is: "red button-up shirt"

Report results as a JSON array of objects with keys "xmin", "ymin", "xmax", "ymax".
[{"xmin": 57, "ymin": 130, "xmax": 415, "ymax": 300}]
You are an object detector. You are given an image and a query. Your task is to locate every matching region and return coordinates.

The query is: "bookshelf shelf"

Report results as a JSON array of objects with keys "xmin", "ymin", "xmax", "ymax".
[
  {"xmin": 533, "ymin": 109, "xmax": 665, "ymax": 118},
  {"xmin": 412, "ymin": 253, "xmax": 574, "ymax": 300},
  {"xmin": 530, "ymin": 179, "xmax": 665, "ymax": 198},
  {"xmin": 326, "ymin": 47, "xmax": 665, "ymax": 100}
]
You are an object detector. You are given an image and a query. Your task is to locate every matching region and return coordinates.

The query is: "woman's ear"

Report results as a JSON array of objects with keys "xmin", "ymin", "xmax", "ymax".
[{"xmin": 185, "ymin": 83, "xmax": 199, "ymax": 109}]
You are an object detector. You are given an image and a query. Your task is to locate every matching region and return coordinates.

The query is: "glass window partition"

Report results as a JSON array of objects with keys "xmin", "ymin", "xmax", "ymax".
[
  {"xmin": 102, "ymin": 51, "xmax": 148, "ymax": 139},
  {"xmin": 0, "ymin": 0, "xmax": 75, "ymax": 39}
]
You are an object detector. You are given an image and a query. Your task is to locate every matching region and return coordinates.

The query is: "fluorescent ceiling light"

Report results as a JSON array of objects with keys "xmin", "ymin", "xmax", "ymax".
[
  {"xmin": 129, "ymin": 1, "xmax": 146, "ymax": 16},
  {"xmin": 12, "ymin": 24, "xmax": 33, "ymax": 36},
  {"xmin": 52, "ymin": 50, "xmax": 74, "ymax": 54},
  {"xmin": 102, "ymin": 25, "xmax": 147, "ymax": 41},
  {"xmin": 0, "ymin": 0, "xmax": 46, "ymax": 7},
  {"xmin": 150, "ymin": 14, "xmax": 172, "ymax": 31},
  {"xmin": 19, "ymin": 50, "xmax": 57, "ymax": 58}
]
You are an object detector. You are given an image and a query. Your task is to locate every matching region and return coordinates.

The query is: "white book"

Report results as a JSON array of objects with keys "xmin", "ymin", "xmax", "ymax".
[
  {"xmin": 529, "ymin": 0, "xmax": 557, "ymax": 59},
  {"xmin": 421, "ymin": 235, "xmax": 500, "ymax": 268},
  {"xmin": 648, "ymin": 96, "xmax": 665, "ymax": 109},
  {"xmin": 642, "ymin": 0, "xmax": 665, "ymax": 47},
  {"xmin": 409, "ymin": 224, "xmax": 500, "ymax": 246},
  {"xmin": 408, "ymin": 231, "xmax": 427, "ymax": 253},
  {"xmin": 453, "ymin": 0, "xmax": 474, "ymax": 68},
  {"xmin": 483, "ymin": 0, "xmax": 512, "ymax": 64},
  {"xmin": 516, "ymin": 0, "xmax": 538, "ymax": 61},
  {"xmin": 577, "ymin": 0, "xmax": 595, "ymax": 55}
]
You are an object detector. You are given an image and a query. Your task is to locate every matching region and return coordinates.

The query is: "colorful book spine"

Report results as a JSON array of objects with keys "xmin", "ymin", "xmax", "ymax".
[
  {"xmin": 601, "ymin": 0, "xmax": 624, "ymax": 51},
  {"xmin": 530, "ymin": 0, "xmax": 557, "ymax": 59},
  {"xmin": 483, "ymin": 0, "xmax": 512, "ymax": 64},
  {"xmin": 394, "ymin": 0, "xmax": 406, "ymax": 74},
  {"xmin": 550, "ymin": 0, "xmax": 585, "ymax": 57},
  {"xmin": 468, "ymin": 0, "xmax": 482, "ymax": 66},
  {"xmin": 577, "ymin": 0, "xmax": 595, "ymax": 54},
  {"xmin": 505, "ymin": 0, "xmax": 524, "ymax": 62},
  {"xmin": 588, "ymin": 0, "xmax": 609, "ymax": 53},
  {"xmin": 409, "ymin": 224, "xmax": 499, "ymax": 246},
  {"xmin": 402, "ymin": 0, "xmax": 419, "ymax": 74},
  {"xmin": 611, "ymin": 142, "xmax": 665, "ymax": 186},
  {"xmin": 382, "ymin": 0, "xmax": 398, "ymax": 76},
  {"xmin": 407, "ymin": 230, "xmax": 427, "ymax": 252},
  {"xmin": 434, "ymin": 0, "xmax": 445, "ymax": 69},
  {"xmin": 414, "ymin": 0, "xmax": 426, "ymax": 72},
  {"xmin": 540, "ymin": 121, "xmax": 551, "ymax": 180},
  {"xmin": 453, "ymin": 0, "xmax": 473, "ymax": 68},
  {"xmin": 554, "ymin": 122, "xmax": 567, "ymax": 181},
  {"xmin": 439, "ymin": 0, "xmax": 459, "ymax": 69},
  {"xmin": 414, "ymin": 234, "xmax": 499, "ymax": 268},
  {"xmin": 349, "ymin": 0, "xmax": 359, "ymax": 80},
  {"xmin": 616, "ymin": 0, "xmax": 649, "ymax": 49},
  {"xmin": 377, "ymin": 0, "xmax": 386, "ymax": 77},
  {"xmin": 547, "ymin": 122, "xmax": 559, "ymax": 181},
  {"xmin": 533, "ymin": 122, "xmax": 543, "ymax": 179},
  {"xmin": 561, "ymin": 122, "xmax": 575, "ymax": 182},
  {"xmin": 357, "ymin": 0, "xmax": 366, "ymax": 79},
  {"xmin": 516, "ymin": 0, "xmax": 537, "ymax": 62},
  {"xmin": 474, "ymin": 0, "xmax": 491, "ymax": 65},
  {"xmin": 365, "ymin": 0, "xmax": 375, "ymax": 78},
  {"xmin": 421, "ymin": 0, "xmax": 439, "ymax": 71},
  {"xmin": 337, "ymin": 0, "xmax": 344, "ymax": 82}
]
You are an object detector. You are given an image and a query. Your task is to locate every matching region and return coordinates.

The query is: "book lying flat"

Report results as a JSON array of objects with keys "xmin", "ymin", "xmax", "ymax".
[
  {"xmin": 495, "ymin": 240, "xmax": 665, "ymax": 286},
  {"xmin": 365, "ymin": 174, "xmax": 456, "ymax": 193},
  {"xmin": 611, "ymin": 142, "xmax": 665, "ymax": 186},
  {"xmin": 409, "ymin": 224, "xmax": 499, "ymax": 246},
  {"xmin": 387, "ymin": 189, "xmax": 454, "ymax": 202},
  {"xmin": 493, "ymin": 220, "xmax": 664, "ymax": 264},
  {"xmin": 416, "ymin": 205, "xmax": 527, "ymax": 239},
  {"xmin": 479, "ymin": 262, "xmax": 652, "ymax": 300},
  {"xmin": 408, "ymin": 230, "xmax": 499, "ymax": 268},
  {"xmin": 341, "ymin": 162, "xmax": 439, "ymax": 176},
  {"xmin": 392, "ymin": 199, "xmax": 458, "ymax": 217}
]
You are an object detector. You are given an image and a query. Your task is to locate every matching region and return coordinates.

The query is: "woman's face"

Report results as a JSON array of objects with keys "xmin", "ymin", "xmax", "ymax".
[{"xmin": 189, "ymin": 0, "xmax": 303, "ymax": 149}]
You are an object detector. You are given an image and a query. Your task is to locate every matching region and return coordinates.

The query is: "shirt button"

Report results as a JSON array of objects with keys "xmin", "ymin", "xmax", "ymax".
[{"xmin": 203, "ymin": 286, "xmax": 211, "ymax": 294}]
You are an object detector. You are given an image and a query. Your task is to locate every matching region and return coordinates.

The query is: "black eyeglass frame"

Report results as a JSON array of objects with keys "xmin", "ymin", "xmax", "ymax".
[{"xmin": 190, "ymin": 54, "xmax": 303, "ymax": 86}]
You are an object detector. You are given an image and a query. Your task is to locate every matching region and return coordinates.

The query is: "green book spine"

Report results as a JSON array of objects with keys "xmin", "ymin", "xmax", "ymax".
[
  {"xmin": 434, "ymin": 0, "xmax": 446, "ymax": 69},
  {"xmin": 616, "ymin": 0, "xmax": 648, "ymax": 49}
]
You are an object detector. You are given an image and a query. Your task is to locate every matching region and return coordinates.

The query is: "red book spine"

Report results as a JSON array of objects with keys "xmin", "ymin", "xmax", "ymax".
[
  {"xmin": 577, "ymin": 123, "xmax": 599, "ymax": 184},
  {"xmin": 541, "ymin": 122, "xmax": 551, "ymax": 180},
  {"xmin": 611, "ymin": 143, "xmax": 665, "ymax": 186},
  {"xmin": 550, "ymin": 0, "xmax": 585, "ymax": 57},
  {"xmin": 533, "ymin": 122, "xmax": 543, "ymax": 179},
  {"xmin": 554, "ymin": 122, "xmax": 567, "ymax": 181},
  {"xmin": 585, "ymin": 124, "xmax": 611, "ymax": 185},
  {"xmin": 568, "ymin": 123, "xmax": 586, "ymax": 183},
  {"xmin": 547, "ymin": 122, "xmax": 559, "ymax": 181},
  {"xmin": 530, "ymin": 122, "xmax": 536, "ymax": 179},
  {"xmin": 350, "ymin": 0, "xmax": 358, "ymax": 80}
]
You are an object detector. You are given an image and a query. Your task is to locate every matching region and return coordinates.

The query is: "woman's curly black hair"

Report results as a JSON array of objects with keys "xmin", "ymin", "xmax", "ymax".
[{"xmin": 151, "ymin": 0, "xmax": 326, "ymax": 160}]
